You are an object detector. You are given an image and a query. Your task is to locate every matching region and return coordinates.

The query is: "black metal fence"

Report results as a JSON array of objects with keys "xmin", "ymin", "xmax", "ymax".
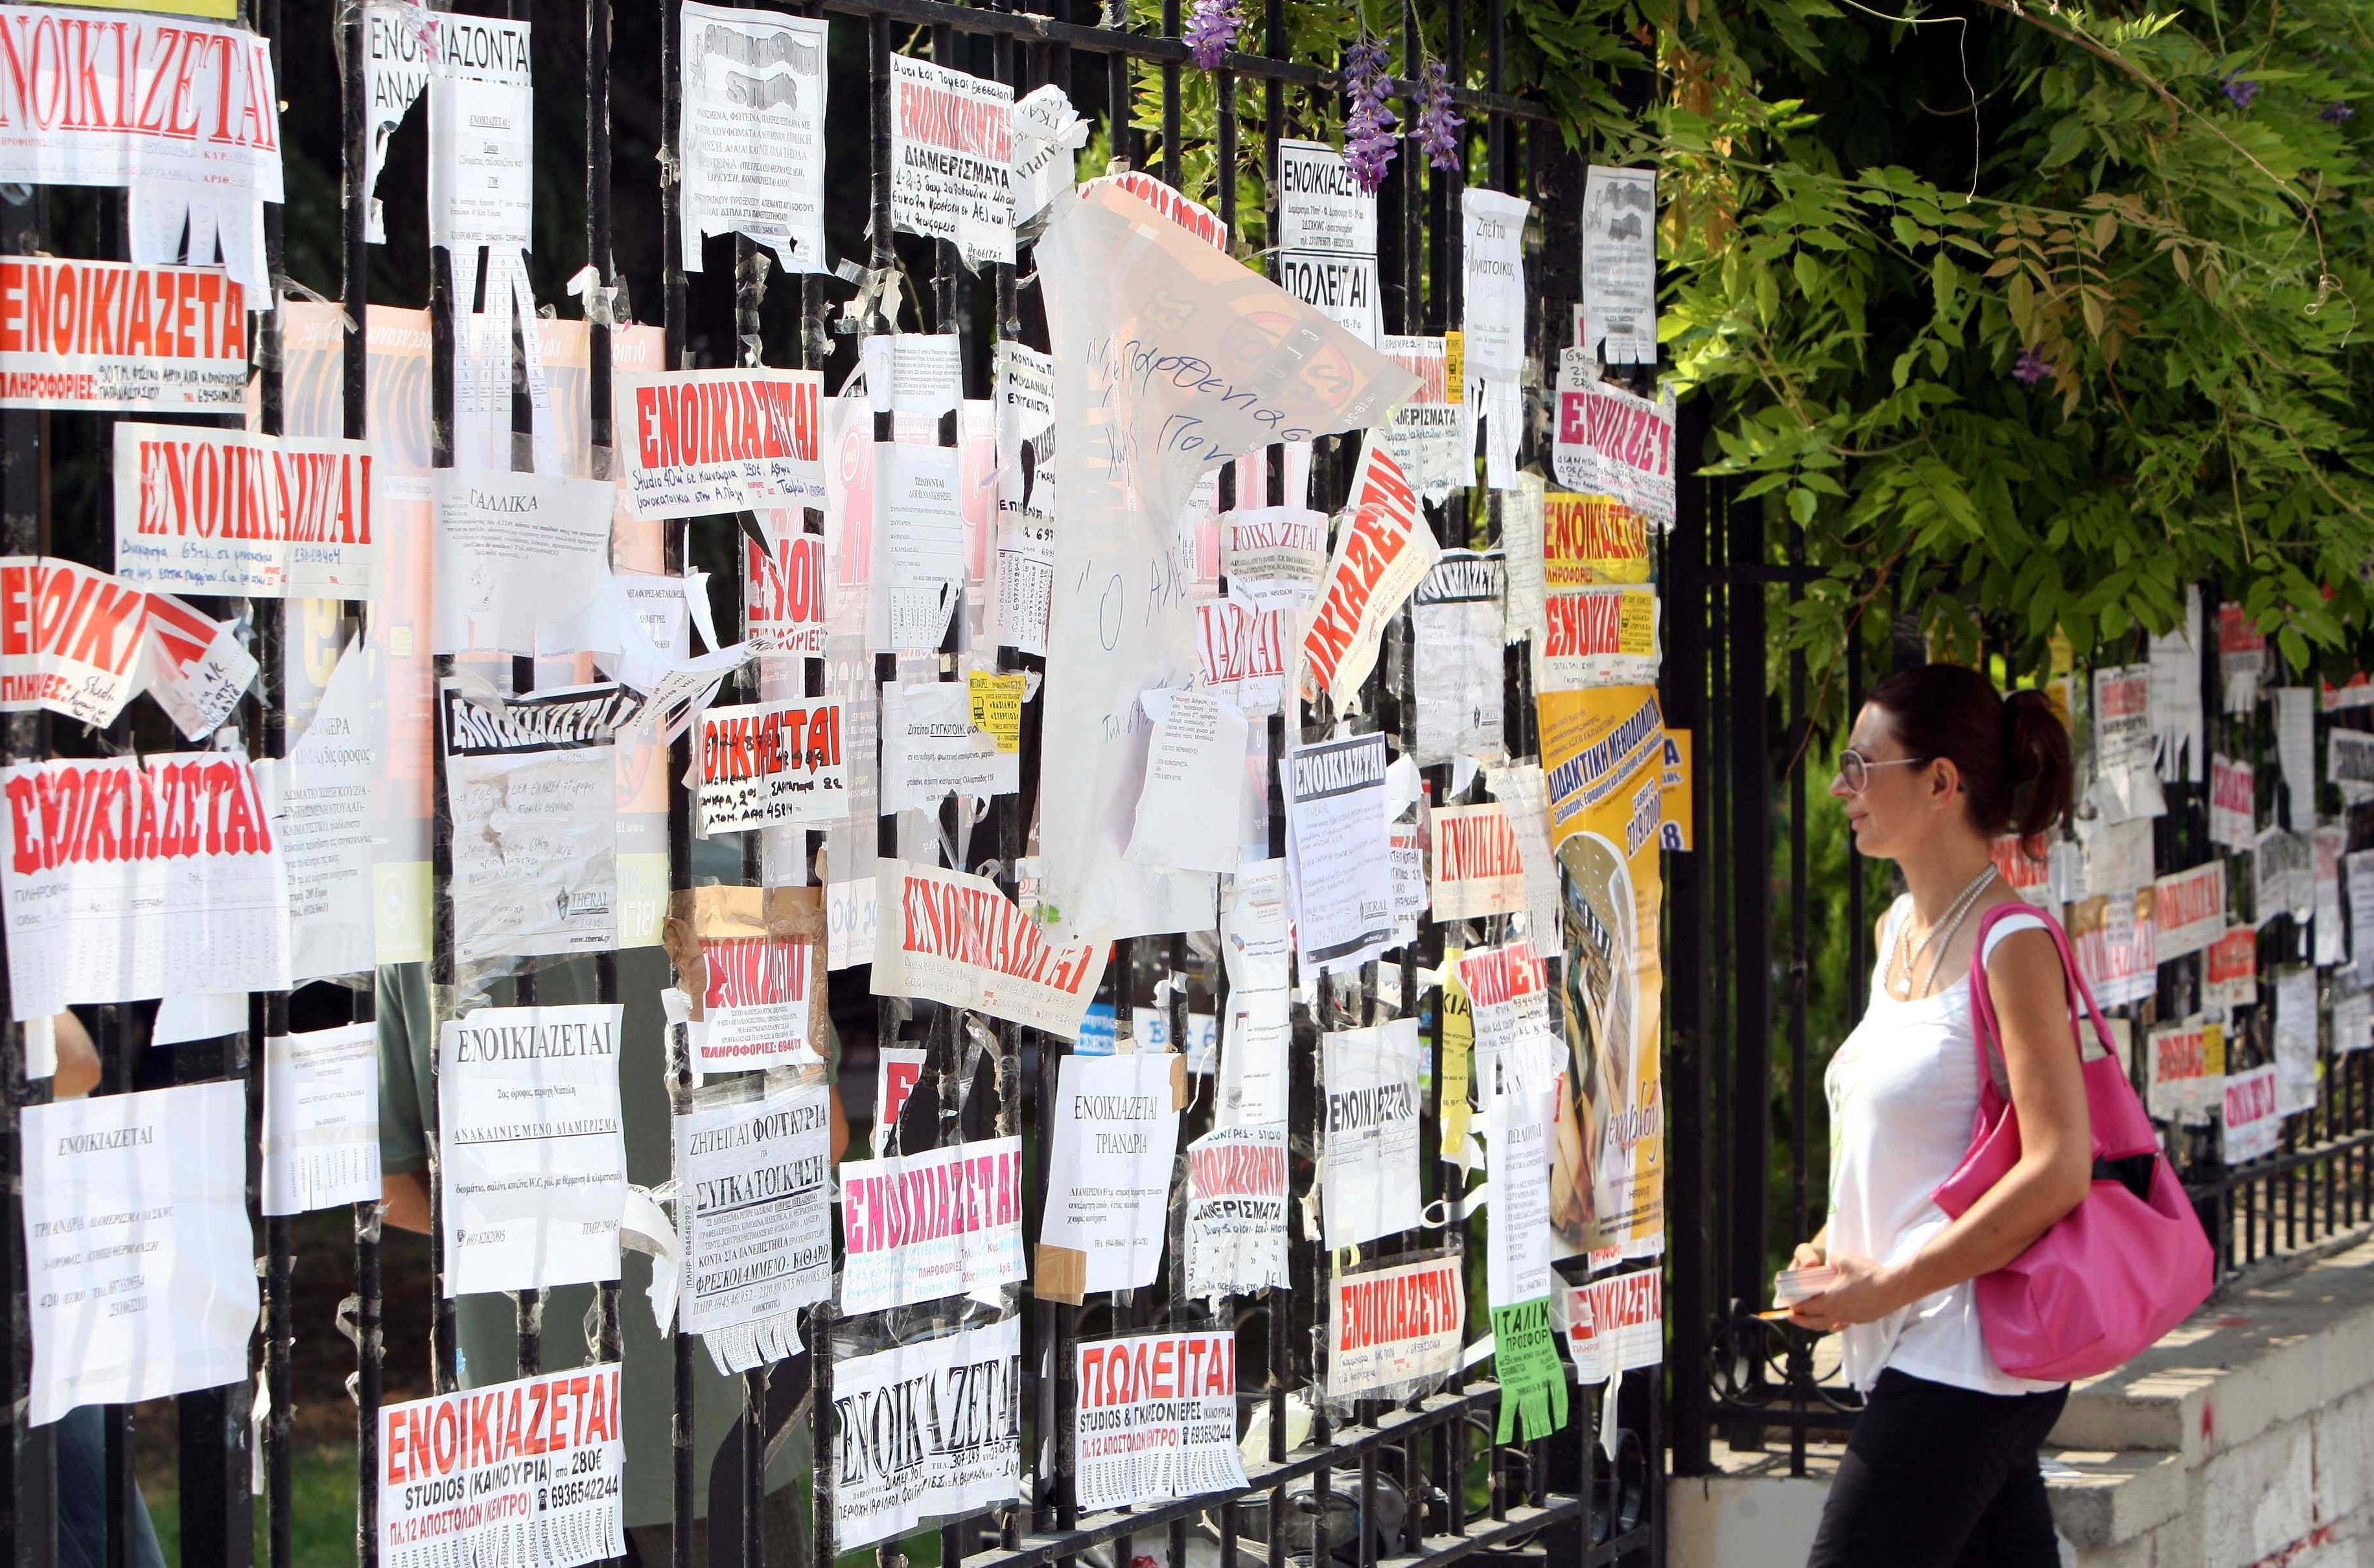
[
  {"xmin": 1664, "ymin": 475, "xmax": 2374, "ymax": 1477},
  {"xmin": 0, "ymin": 1, "xmax": 1664, "ymax": 1565}
]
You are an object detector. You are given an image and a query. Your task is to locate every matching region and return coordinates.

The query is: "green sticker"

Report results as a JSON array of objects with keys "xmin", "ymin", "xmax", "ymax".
[{"xmin": 1491, "ymin": 1297, "xmax": 1569, "ymax": 1444}]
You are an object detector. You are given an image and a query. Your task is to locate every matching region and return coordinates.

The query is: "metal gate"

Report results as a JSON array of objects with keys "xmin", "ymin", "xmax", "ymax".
[
  {"xmin": 1662, "ymin": 479, "xmax": 2374, "ymax": 1477},
  {"xmin": 0, "ymin": 1, "xmax": 1666, "ymax": 1565}
]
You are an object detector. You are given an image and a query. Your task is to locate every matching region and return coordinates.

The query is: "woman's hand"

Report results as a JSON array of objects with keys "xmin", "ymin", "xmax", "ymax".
[{"xmin": 1786, "ymin": 1252, "xmax": 1913, "ymax": 1332}]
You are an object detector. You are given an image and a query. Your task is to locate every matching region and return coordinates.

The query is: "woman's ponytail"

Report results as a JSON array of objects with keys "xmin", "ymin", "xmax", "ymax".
[{"xmin": 2002, "ymin": 687, "xmax": 2075, "ymax": 841}]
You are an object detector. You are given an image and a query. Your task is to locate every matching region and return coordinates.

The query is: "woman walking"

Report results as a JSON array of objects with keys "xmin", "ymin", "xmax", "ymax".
[{"xmin": 1792, "ymin": 663, "xmax": 2093, "ymax": 1567}]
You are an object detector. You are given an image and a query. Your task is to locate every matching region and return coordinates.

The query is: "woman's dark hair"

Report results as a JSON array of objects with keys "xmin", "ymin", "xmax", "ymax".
[{"xmin": 1864, "ymin": 663, "xmax": 2074, "ymax": 840}]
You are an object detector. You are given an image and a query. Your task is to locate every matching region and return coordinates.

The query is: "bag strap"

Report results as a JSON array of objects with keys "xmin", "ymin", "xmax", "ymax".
[{"xmin": 1964, "ymin": 901, "xmax": 2117, "ymax": 1092}]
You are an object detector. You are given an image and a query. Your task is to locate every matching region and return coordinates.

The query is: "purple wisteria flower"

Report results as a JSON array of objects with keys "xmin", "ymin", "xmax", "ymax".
[
  {"xmin": 2222, "ymin": 74, "xmax": 2261, "ymax": 108},
  {"xmin": 1417, "ymin": 61, "xmax": 1463, "ymax": 170},
  {"xmin": 1185, "ymin": 0, "xmax": 1241, "ymax": 71},
  {"xmin": 2323, "ymin": 101, "xmax": 2357, "ymax": 124},
  {"xmin": 2012, "ymin": 349, "xmax": 2053, "ymax": 386},
  {"xmin": 1342, "ymin": 38, "xmax": 1399, "ymax": 192}
]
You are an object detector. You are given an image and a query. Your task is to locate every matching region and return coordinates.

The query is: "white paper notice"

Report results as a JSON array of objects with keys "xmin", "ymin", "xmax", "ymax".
[
  {"xmin": 1222, "ymin": 507, "xmax": 1330, "ymax": 611},
  {"xmin": 378, "ymin": 1366, "xmax": 625, "ymax": 1568},
  {"xmin": 1464, "ymin": 188, "xmax": 1531, "ymax": 382},
  {"xmin": 434, "ymin": 469, "xmax": 614, "ymax": 655},
  {"xmin": 2330, "ymin": 728, "xmax": 2374, "ymax": 806},
  {"xmin": 675, "ymin": 1075, "xmax": 833, "ymax": 1374},
  {"xmin": 0, "ymin": 556, "xmax": 150, "ymax": 728},
  {"xmin": 2318, "ymin": 825, "xmax": 2349, "ymax": 968},
  {"xmin": 0, "ymin": 257, "xmax": 248, "ymax": 413},
  {"xmin": 2223, "ymin": 1064, "xmax": 2282, "ymax": 1164},
  {"xmin": 839, "ymin": 1136, "xmax": 1027, "ymax": 1312},
  {"xmin": 1563, "ymin": 1270, "xmax": 1664, "ymax": 1385},
  {"xmin": 1485, "ymin": 1081, "xmax": 1554, "ymax": 1308},
  {"xmin": 1034, "ymin": 176, "xmax": 1415, "ymax": 941},
  {"xmin": 1184, "ymin": 1125, "xmax": 1290, "ymax": 1300},
  {"xmin": 113, "ymin": 424, "xmax": 377, "ymax": 600},
  {"xmin": 2152, "ymin": 859, "xmax": 2226, "ymax": 962},
  {"xmin": 428, "ymin": 14, "xmax": 532, "ymax": 252},
  {"xmin": 616, "ymin": 368, "xmax": 825, "ymax": 520},
  {"xmin": 1321, "ymin": 1018, "xmax": 1425, "ymax": 1247},
  {"xmin": 679, "ymin": 2, "xmax": 829, "ymax": 272},
  {"xmin": 1041, "ymin": 1053, "xmax": 1182, "ymax": 1292},
  {"xmin": 266, "ymin": 636, "xmax": 376, "ymax": 982},
  {"xmin": 1325, "ymin": 1252, "xmax": 1465, "ymax": 1403},
  {"xmin": 832, "ymin": 1319, "xmax": 1022, "ymax": 1550},
  {"xmin": 441, "ymin": 681, "xmax": 636, "ymax": 962},
  {"xmin": 1552, "ymin": 378, "xmax": 1677, "ymax": 528},
  {"xmin": 696, "ymin": 698, "xmax": 849, "ymax": 833},
  {"xmin": 873, "ymin": 859, "xmax": 1107, "ymax": 1035},
  {"xmin": 1074, "ymin": 1330, "xmax": 1247, "ymax": 1512},
  {"xmin": 1283, "ymin": 732, "xmax": 1396, "ymax": 973},
  {"xmin": 2211, "ymin": 755, "xmax": 2257, "ymax": 848},
  {"xmin": 1581, "ymin": 167, "xmax": 1657, "ymax": 364},
  {"xmin": 438, "ymin": 1005, "xmax": 627, "ymax": 1297},
  {"xmin": 881, "ymin": 680, "xmax": 1017, "ymax": 811},
  {"xmin": 137, "ymin": 590, "xmax": 256, "ymax": 740},
  {"xmin": 2150, "ymin": 589, "xmax": 2205, "ymax": 783},
  {"xmin": 1430, "ymin": 801, "xmax": 1529, "ymax": 920},
  {"xmin": 888, "ymin": 54, "xmax": 1016, "ymax": 266},
  {"xmin": 23, "ymin": 1081, "xmax": 256, "ymax": 1425},
  {"xmin": 2351, "ymin": 851, "xmax": 2374, "ymax": 987},
  {"xmin": 1011, "ymin": 84, "xmax": 1088, "ymax": 225},
  {"xmin": 1379, "ymin": 334, "xmax": 1467, "ymax": 504},
  {"xmin": 1127, "ymin": 691, "xmax": 1250, "ymax": 875},
  {"xmin": 1222, "ymin": 859, "xmax": 1291, "ymax": 993},
  {"xmin": 262, "ymin": 1023, "xmax": 381, "ymax": 1216},
  {"xmin": 878, "ymin": 443, "xmax": 966, "ymax": 652},
  {"xmin": 1276, "ymin": 139, "xmax": 1380, "ymax": 345},
  {"xmin": 1412, "ymin": 551, "xmax": 1507, "ymax": 764},
  {"xmin": 745, "ymin": 516, "xmax": 828, "ymax": 657},
  {"xmin": 2275, "ymin": 965, "xmax": 2320, "ymax": 1116},
  {"xmin": 2277, "ymin": 686, "xmax": 2316, "ymax": 824},
  {"xmin": 2146, "ymin": 1018, "xmax": 2223, "ymax": 1124},
  {"xmin": 361, "ymin": 3, "xmax": 432, "ymax": 246},
  {"xmin": 1, "ymin": 754, "xmax": 291, "ymax": 1021},
  {"xmin": 1218, "ymin": 986, "xmax": 1290, "ymax": 1127}
]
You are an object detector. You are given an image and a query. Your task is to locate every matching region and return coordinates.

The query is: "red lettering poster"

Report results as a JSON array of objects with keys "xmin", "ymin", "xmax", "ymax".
[
  {"xmin": 377, "ymin": 1365, "xmax": 625, "ymax": 1568},
  {"xmin": 0, "ymin": 257, "xmax": 247, "ymax": 411},
  {"xmin": 1552, "ymin": 379, "xmax": 1675, "ymax": 527},
  {"xmin": 111, "ymin": 423, "xmax": 376, "ymax": 598},
  {"xmin": 694, "ymin": 698, "xmax": 848, "ymax": 833},
  {"xmin": 615, "ymin": 367, "xmax": 824, "ymax": 520},
  {"xmin": 870, "ymin": 858, "xmax": 1107, "ymax": 1037},
  {"xmin": 889, "ymin": 54, "xmax": 1015, "ymax": 266},
  {"xmin": 1073, "ymin": 1330, "xmax": 1247, "ymax": 1511},
  {"xmin": 1429, "ymin": 801, "xmax": 1528, "ymax": 919},
  {"xmin": 837, "ymin": 1135, "xmax": 1026, "ymax": 1313},
  {"xmin": 1540, "ymin": 585, "xmax": 1660, "ymax": 691},
  {"xmin": 663, "ymin": 885, "xmax": 827, "ymax": 1073},
  {"xmin": 743, "ymin": 513, "xmax": 827, "ymax": 656},
  {"xmin": 1563, "ymin": 1267, "xmax": 1663, "ymax": 1384},
  {"xmin": 0, "ymin": 556, "xmax": 151, "ymax": 726},
  {"xmin": 1298, "ymin": 433, "xmax": 1439, "ymax": 704},
  {"xmin": 2152, "ymin": 859, "xmax": 2226, "ymax": 960},
  {"xmin": 1, "ymin": 753, "xmax": 290, "ymax": 1020},
  {"xmin": 1325, "ymin": 1252, "xmax": 1466, "ymax": 1401}
]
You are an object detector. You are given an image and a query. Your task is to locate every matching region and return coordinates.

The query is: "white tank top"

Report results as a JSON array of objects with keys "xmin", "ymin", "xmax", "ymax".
[{"xmin": 1821, "ymin": 895, "xmax": 2067, "ymax": 1396}]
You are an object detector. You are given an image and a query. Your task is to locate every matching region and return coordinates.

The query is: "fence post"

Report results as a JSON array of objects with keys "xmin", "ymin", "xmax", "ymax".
[
  {"xmin": 1664, "ymin": 406, "xmax": 1712, "ymax": 1477},
  {"xmin": 1722, "ymin": 492, "xmax": 1772, "ymax": 1449}
]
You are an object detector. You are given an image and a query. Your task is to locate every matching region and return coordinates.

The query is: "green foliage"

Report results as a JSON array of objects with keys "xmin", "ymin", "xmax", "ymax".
[{"xmin": 1131, "ymin": 0, "xmax": 2374, "ymax": 700}]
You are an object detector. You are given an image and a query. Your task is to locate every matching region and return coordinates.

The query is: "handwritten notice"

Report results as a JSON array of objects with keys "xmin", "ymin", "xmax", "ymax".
[
  {"xmin": 1299, "ymin": 434, "xmax": 1441, "ymax": 704},
  {"xmin": 889, "ymin": 54, "xmax": 1015, "ymax": 266},
  {"xmin": 616, "ymin": 368, "xmax": 824, "ymax": 520},
  {"xmin": 695, "ymin": 698, "xmax": 848, "ymax": 833},
  {"xmin": 1463, "ymin": 187, "xmax": 1530, "ymax": 382}
]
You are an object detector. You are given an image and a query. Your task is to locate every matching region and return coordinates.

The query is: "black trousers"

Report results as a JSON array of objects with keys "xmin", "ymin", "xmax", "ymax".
[{"xmin": 1807, "ymin": 1368, "xmax": 2070, "ymax": 1568}]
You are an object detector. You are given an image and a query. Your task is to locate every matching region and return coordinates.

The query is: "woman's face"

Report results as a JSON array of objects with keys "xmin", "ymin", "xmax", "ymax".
[{"xmin": 1831, "ymin": 704, "xmax": 1961, "ymax": 860}]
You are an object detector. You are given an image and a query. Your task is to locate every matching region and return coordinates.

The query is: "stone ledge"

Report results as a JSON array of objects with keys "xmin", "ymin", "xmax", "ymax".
[
  {"xmin": 2049, "ymin": 1238, "xmax": 2374, "ymax": 1465},
  {"xmin": 2040, "ymin": 1448, "xmax": 2187, "ymax": 1549}
]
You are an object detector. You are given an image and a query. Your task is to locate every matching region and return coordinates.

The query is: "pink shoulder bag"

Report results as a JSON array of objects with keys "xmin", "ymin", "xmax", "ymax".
[{"xmin": 1931, "ymin": 903, "xmax": 2214, "ymax": 1383}]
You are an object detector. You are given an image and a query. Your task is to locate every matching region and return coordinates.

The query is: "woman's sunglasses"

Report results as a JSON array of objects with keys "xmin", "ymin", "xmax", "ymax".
[{"xmin": 1835, "ymin": 749, "xmax": 1931, "ymax": 794}]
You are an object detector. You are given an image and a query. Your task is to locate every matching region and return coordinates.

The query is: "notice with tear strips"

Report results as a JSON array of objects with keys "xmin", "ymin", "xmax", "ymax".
[
  {"xmin": 679, "ymin": 1, "xmax": 829, "ymax": 273},
  {"xmin": 675, "ymin": 1073, "xmax": 833, "ymax": 1374}
]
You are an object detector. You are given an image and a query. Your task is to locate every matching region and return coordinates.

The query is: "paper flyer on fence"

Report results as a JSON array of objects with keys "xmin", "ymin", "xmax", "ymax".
[
  {"xmin": 832, "ymin": 1319, "xmax": 1023, "ymax": 1550},
  {"xmin": 1039, "ymin": 1052, "xmax": 1183, "ymax": 1295},
  {"xmin": 1325, "ymin": 1252, "xmax": 1465, "ymax": 1404},
  {"xmin": 872, "ymin": 859, "xmax": 1106, "ymax": 1037},
  {"xmin": 140, "ymin": 590, "xmax": 257, "ymax": 740},
  {"xmin": 1218, "ymin": 986, "xmax": 1290, "ymax": 1127},
  {"xmin": 2211, "ymin": 755, "xmax": 2256, "ymax": 848},
  {"xmin": 1298, "ymin": 435, "xmax": 1439, "ymax": 704},
  {"xmin": 1276, "ymin": 138, "xmax": 1381, "ymax": 345},
  {"xmin": 0, "ymin": 257, "xmax": 248, "ymax": 412},
  {"xmin": 888, "ymin": 54, "xmax": 1016, "ymax": 266},
  {"xmin": 695, "ymin": 698, "xmax": 848, "ymax": 833},
  {"xmin": 2223, "ymin": 1064, "xmax": 2281, "ymax": 1163},
  {"xmin": 433, "ymin": 469, "xmax": 612, "ymax": 655},
  {"xmin": 441, "ymin": 680, "xmax": 637, "ymax": 962},
  {"xmin": 1553, "ymin": 378, "xmax": 1676, "ymax": 527},
  {"xmin": 1432, "ymin": 801, "xmax": 1530, "ymax": 919},
  {"xmin": 881, "ymin": 679, "xmax": 1018, "ymax": 811},
  {"xmin": 1074, "ymin": 1330, "xmax": 1248, "ymax": 1511},
  {"xmin": 264, "ymin": 634, "xmax": 376, "ymax": 982},
  {"xmin": 679, "ymin": 1, "xmax": 828, "ymax": 272},
  {"xmin": 1128, "ymin": 689, "xmax": 1250, "ymax": 875},
  {"xmin": 361, "ymin": 3, "xmax": 432, "ymax": 245},
  {"xmin": 838, "ymin": 1136, "xmax": 1027, "ymax": 1312},
  {"xmin": 1541, "ymin": 586, "xmax": 1660, "ymax": 690},
  {"xmin": 1563, "ymin": 1269, "xmax": 1663, "ymax": 1384},
  {"xmin": 0, "ymin": 753, "xmax": 292, "ymax": 1021},
  {"xmin": 1185, "ymin": 1125, "xmax": 1290, "ymax": 1300},
  {"xmin": 675, "ymin": 1074, "xmax": 833, "ymax": 1374},
  {"xmin": 616, "ymin": 369, "xmax": 824, "ymax": 520},
  {"xmin": 1463, "ymin": 188, "xmax": 1529, "ymax": 382},
  {"xmin": 1538, "ymin": 686, "xmax": 1667, "ymax": 1260},
  {"xmin": 2154, "ymin": 859, "xmax": 2226, "ymax": 962},
  {"xmin": 1282, "ymin": 731, "xmax": 1396, "ymax": 971},
  {"xmin": 262, "ymin": 1022, "xmax": 382, "ymax": 1216},
  {"xmin": 1581, "ymin": 167, "xmax": 1657, "ymax": 363},
  {"xmin": 1034, "ymin": 176, "xmax": 1414, "ymax": 941},
  {"xmin": 1222, "ymin": 507, "xmax": 1330, "ymax": 611},
  {"xmin": 23, "ymin": 1080, "xmax": 256, "ymax": 1425},
  {"xmin": 745, "ymin": 515, "xmax": 828, "ymax": 656},
  {"xmin": 1410, "ymin": 550, "xmax": 1507, "ymax": 764},
  {"xmin": 378, "ymin": 1366, "xmax": 625, "ymax": 1568},
  {"xmin": 1321, "ymin": 1018, "xmax": 1425, "ymax": 1247},
  {"xmin": 438, "ymin": 1005, "xmax": 627, "ymax": 1297},
  {"xmin": 1542, "ymin": 491, "xmax": 1652, "ymax": 592},
  {"xmin": 111, "ymin": 423, "xmax": 377, "ymax": 599},
  {"xmin": 2147, "ymin": 1018, "xmax": 2224, "ymax": 1124},
  {"xmin": 663, "ymin": 885, "xmax": 828, "ymax": 1073},
  {"xmin": 2275, "ymin": 965, "xmax": 2319, "ymax": 1116},
  {"xmin": 427, "ymin": 13, "xmax": 531, "ymax": 252},
  {"xmin": 0, "ymin": 555, "xmax": 150, "ymax": 726},
  {"xmin": 1380, "ymin": 334, "xmax": 1467, "ymax": 503}
]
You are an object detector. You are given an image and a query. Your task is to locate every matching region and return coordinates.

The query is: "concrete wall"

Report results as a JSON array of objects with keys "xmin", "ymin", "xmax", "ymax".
[{"xmin": 1668, "ymin": 1239, "xmax": 2374, "ymax": 1568}]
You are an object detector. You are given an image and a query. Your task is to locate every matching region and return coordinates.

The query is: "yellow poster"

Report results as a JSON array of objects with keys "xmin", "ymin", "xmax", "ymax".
[
  {"xmin": 1538, "ymin": 686, "xmax": 1666, "ymax": 1261},
  {"xmin": 1659, "ymin": 729, "xmax": 1692, "ymax": 851},
  {"xmin": 1541, "ymin": 492, "xmax": 1651, "ymax": 588}
]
